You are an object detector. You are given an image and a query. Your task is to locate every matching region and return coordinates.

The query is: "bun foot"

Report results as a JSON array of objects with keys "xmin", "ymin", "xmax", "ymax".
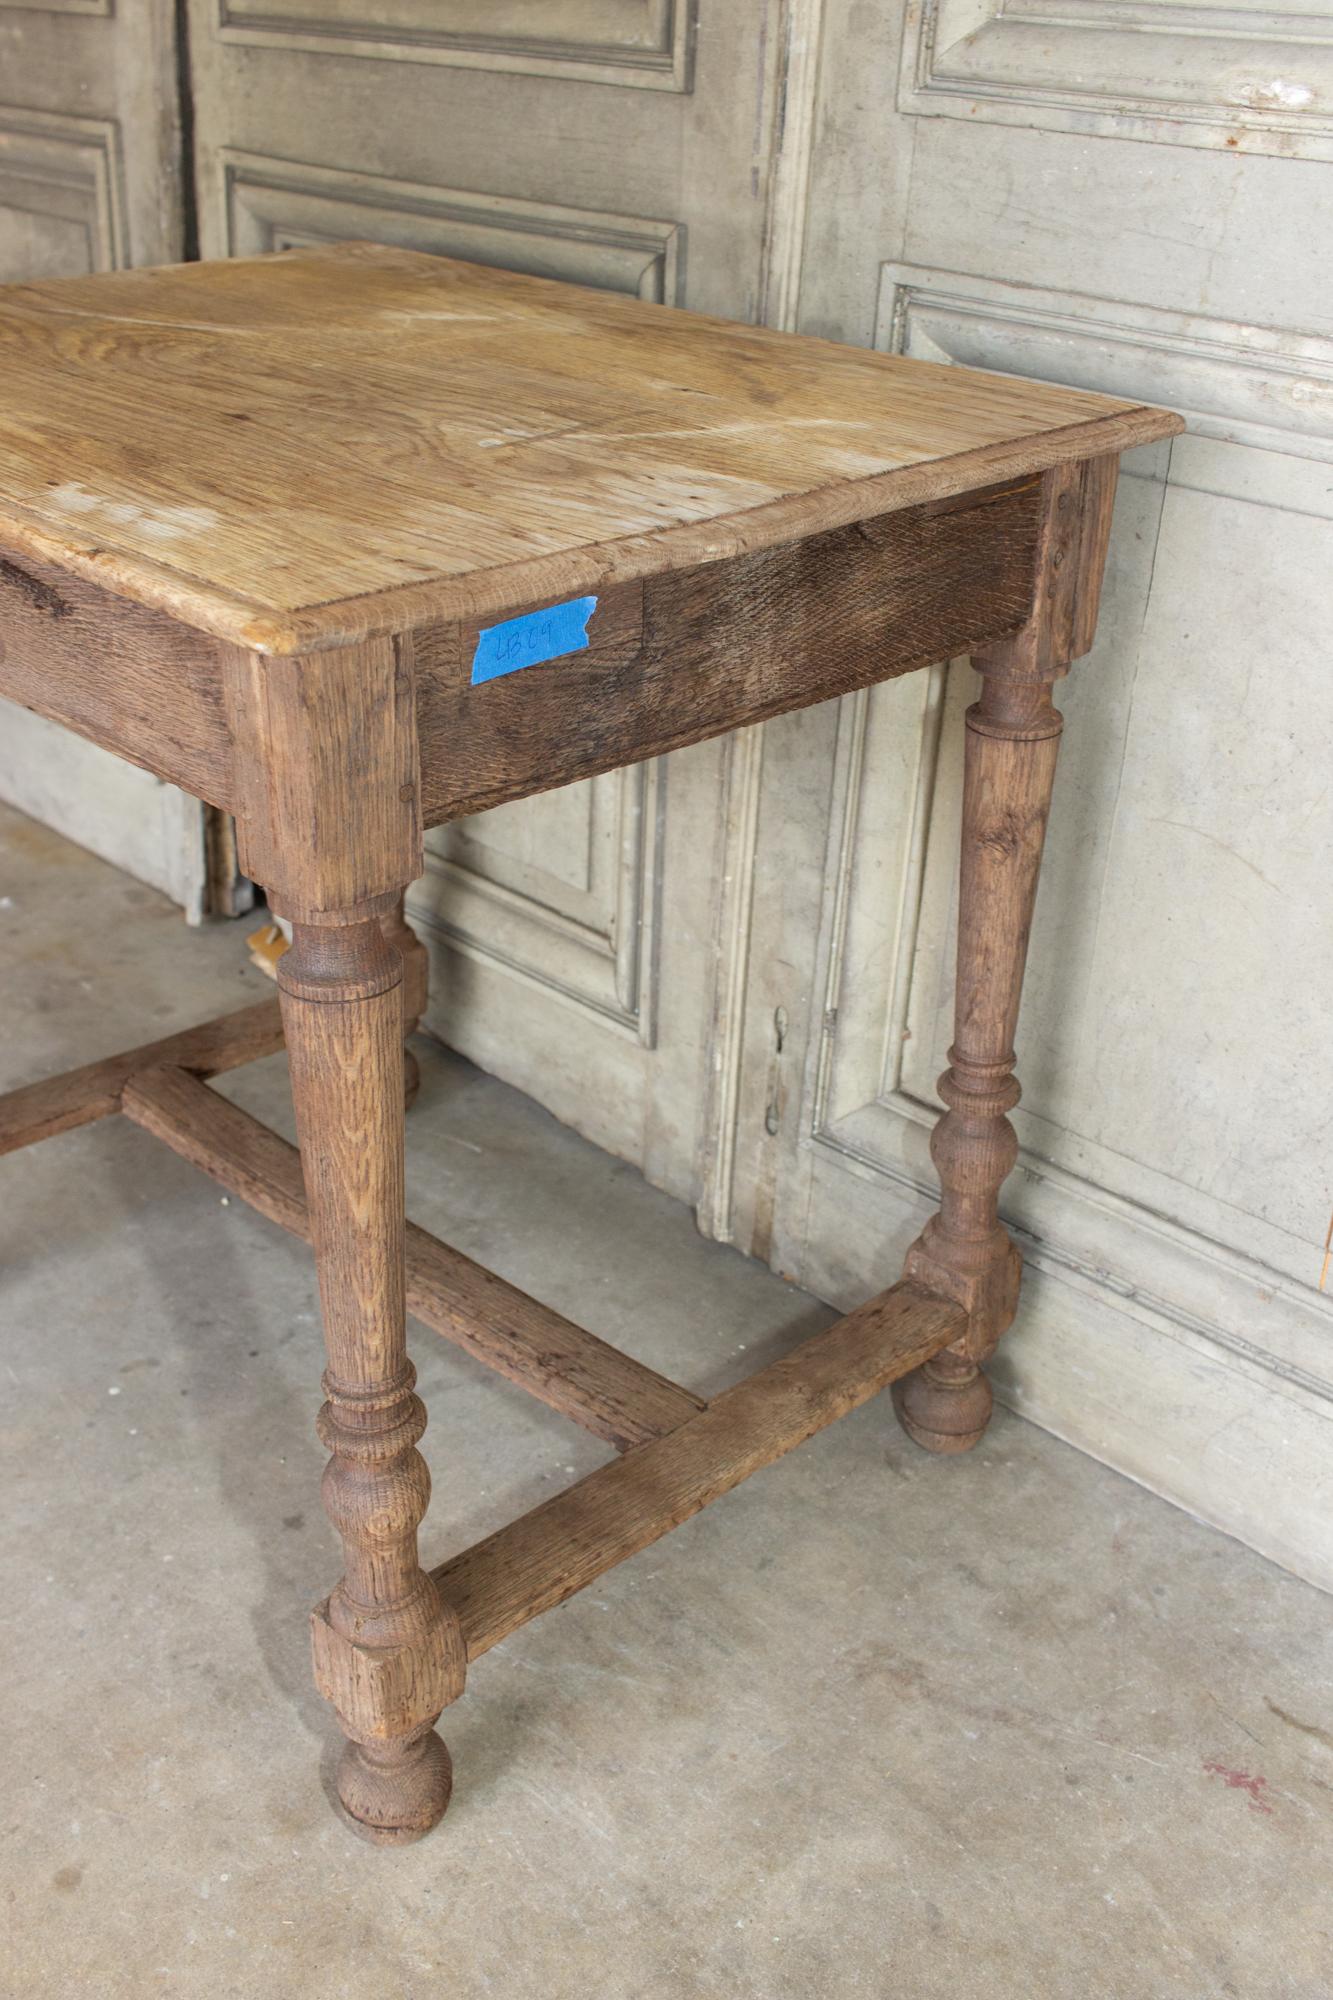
[
  {"xmin": 336, "ymin": 1727, "xmax": 452, "ymax": 1846},
  {"xmin": 892, "ymin": 1350, "xmax": 993, "ymax": 1454}
]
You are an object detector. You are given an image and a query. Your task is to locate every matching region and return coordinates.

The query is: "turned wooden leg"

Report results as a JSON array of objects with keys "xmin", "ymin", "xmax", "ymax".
[
  {"xmin": 278, "ymin": 913, "xmax": 465, "ymax": 1843},
  {"xmin": 379, "ymin": 893, "xmax": 429, "ymax": 1110},
  {"xmin": 894, "ymin": 669, "xmax": 1064, "ymax": 1452},
  {"xmin": 894, "ymin": 453, "xmax": 1121, "ymax": 1449}
]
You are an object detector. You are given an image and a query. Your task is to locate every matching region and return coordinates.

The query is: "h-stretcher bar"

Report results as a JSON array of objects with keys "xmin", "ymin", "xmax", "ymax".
[{"xmin": 0, "ymin": 1004, "xmax": 965, "ymax": 1664}]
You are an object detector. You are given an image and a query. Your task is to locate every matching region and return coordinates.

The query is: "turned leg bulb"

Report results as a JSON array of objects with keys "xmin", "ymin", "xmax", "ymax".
[
  {"xmin": 892, "ymin": 1347, "xmax": 994, "ymax": 1454},
  {"xmin": 336, "ymin": 1726, "xmax": 453, "ymax": 1846}
]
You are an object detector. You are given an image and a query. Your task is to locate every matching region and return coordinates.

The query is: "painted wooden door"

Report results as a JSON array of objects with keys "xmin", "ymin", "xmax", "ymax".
[
  {"xmin": 0, "ymin": 0, "xmax": 209, "ymax": 915},
  {"xmin": 711, "ymin": 1, "xmax": 1333, "ymax": 1588},
  {"xmin": 185, "ymin": 2, "xmax": 813, "ymax": 1189}
]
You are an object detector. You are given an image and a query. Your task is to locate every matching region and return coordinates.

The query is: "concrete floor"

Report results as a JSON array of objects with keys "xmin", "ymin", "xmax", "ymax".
[{"xmin": 1, "ymin": 799, "xmax": 1331, "ymax": 2000}]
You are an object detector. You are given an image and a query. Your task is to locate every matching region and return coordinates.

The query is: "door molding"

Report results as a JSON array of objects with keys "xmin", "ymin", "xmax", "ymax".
[
  {"xmin": 212, "ymin": 149, "xmax": 683, "ymax": 300},
  {"xmin": 900, "ymin": 0, "xmax": 1333, "ymax": 159},
  {"xmin": 811, "ymin": 669, "xmax": 1333, "ymax": 1392},
  {"xmin": 696, "ymin": 0, "xmax": 827, "ymax": 1236},
  {"xmin": 878, "ymin": 263, "xmax": 1333, "ymax": 463},
  {"xmin": 214, "ymin": 0, "xmax": 695, "ymax": 90},
  {"xmin": 414, "ymin": 760, "xmax": 663, "ymax": 1045},
  {"xmin": 0, "ymin": 104, "xmax": 127, "ymax": 270},
  {"xmin": 0, "ymin": 0, "xmax": 110, "ymax": 14},
  {"xmin": 709, "ymin": 260, "xmax": 1333, "ymax": 1591}
]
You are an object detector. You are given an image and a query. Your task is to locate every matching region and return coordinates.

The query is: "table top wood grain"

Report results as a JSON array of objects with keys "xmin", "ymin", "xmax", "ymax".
[{"xmin": 0, "ymin": 242, "xmax": 1181, "ymax": 655}]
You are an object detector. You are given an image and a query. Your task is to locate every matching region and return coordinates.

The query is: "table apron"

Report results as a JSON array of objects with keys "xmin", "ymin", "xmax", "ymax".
[
  {"xmin": 0, "ymin": 473, "xmax": 1045, "ymax": 831},
  {"xmin": 415, "ymin": 476, "xmax": 1044, "ymax": 823},
  {"xmin": 0, "ymin": 548, "xmax": 235, "ymax": 809}
]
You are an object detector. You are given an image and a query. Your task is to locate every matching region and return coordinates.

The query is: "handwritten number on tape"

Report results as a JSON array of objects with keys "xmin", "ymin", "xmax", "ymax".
[{"xmin": 470, "ymin": 596, "xmax": 598, "ymax": 685}]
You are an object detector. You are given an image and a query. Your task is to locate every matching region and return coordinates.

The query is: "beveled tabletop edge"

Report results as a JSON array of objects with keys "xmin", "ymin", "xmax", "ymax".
[{"xmin": 0, "ymin": 402, "xmax": 1182, "ymax": 656}]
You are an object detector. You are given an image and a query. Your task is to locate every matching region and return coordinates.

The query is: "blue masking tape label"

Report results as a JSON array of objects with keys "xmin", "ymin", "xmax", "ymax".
[{"xmin": 470, "ymin": 596, "xmax": 598, "ymax": 685}]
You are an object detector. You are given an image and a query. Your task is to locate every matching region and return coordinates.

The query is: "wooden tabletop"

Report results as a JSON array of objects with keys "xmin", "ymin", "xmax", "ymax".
[{"xmin": 0, "ymin": 242, "xmax": 1181, "ymax": 654}]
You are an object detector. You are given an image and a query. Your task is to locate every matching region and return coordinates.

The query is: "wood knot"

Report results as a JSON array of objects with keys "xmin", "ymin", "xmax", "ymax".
[{"xmin": 979, "ymin": 807, "xmax": 1039, "ymax": 860}]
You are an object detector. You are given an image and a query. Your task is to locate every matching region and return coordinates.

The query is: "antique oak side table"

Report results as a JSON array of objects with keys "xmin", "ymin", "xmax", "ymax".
[{"xmin": 0, "ymin": 245, "xmax": 1181, "ymax": 1845}]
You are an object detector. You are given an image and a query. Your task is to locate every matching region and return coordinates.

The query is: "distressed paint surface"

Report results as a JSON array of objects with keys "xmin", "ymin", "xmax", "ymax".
[{"xmin": 726, "ymin": 0, "xmax": 1333, "ymax": 1590}]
